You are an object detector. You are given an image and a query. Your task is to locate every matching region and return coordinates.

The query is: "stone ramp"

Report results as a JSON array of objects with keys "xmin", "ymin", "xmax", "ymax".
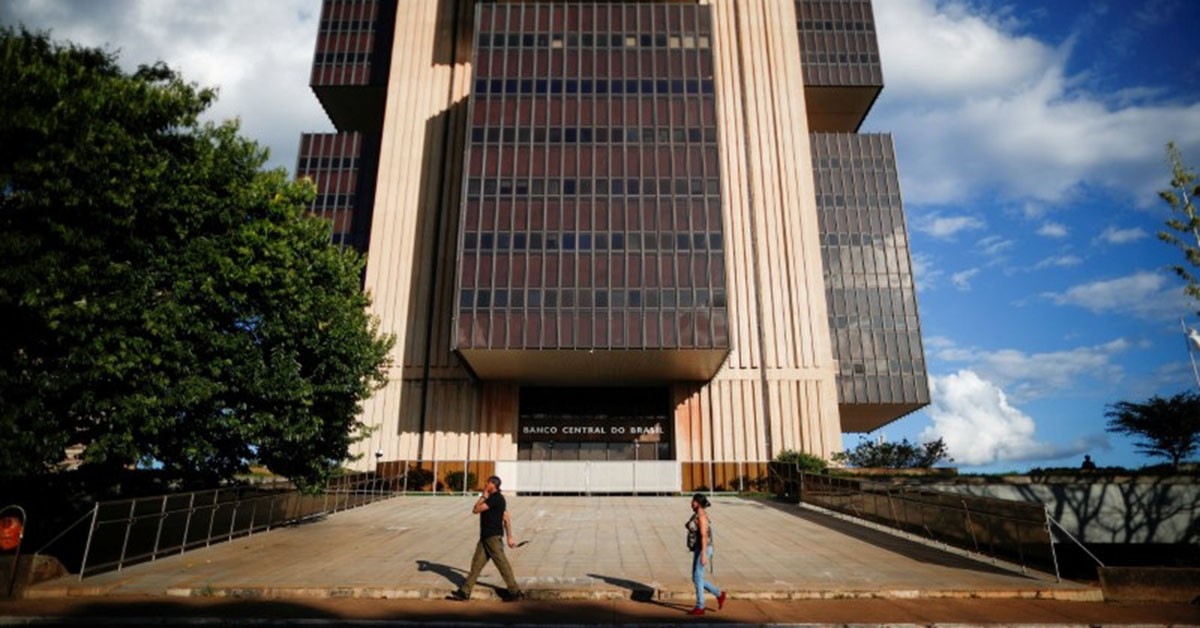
[{"xmin": 26, "ymin": 496, "xmax": 1100, "ymax": 601}]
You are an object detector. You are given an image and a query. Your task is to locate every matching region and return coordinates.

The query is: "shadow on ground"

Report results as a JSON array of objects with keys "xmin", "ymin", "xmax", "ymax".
[
  {"xmin": 587, "ymin": 573, "xmax": 696, "ymax": 612},
  {"xmin": 416, "ymin": 559, "xmax": 508, "ymax": 597},
  {"xmin": 754, "ymin": 498, "xmax": 1045, "ymax": 580},
  {"xmin": 6, "ymin": 597, "xmax": 750, "ymax": 625}
]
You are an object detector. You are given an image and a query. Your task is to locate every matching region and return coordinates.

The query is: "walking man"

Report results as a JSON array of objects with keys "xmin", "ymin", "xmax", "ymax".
[{"xmin": 447, "ymin": 475, "xmax": 523, "ymax": 602}]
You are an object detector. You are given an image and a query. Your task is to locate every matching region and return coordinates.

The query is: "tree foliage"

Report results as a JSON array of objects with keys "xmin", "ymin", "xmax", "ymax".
[
  {"xmin": 1105, "ymin": 392, "xmax": 1200, "ymax": 470},
  {"xmin": 774, "ymin": 449, "xmax": 828, "ymax": 473},
  {"xmin": 1158, "ymin": 142, "xmax": 1200, "ymax": 314},
  {"xmin": 0, "ymin": 28, "xmax": 393, "ymax": 488},
  {"xmin": 832, "ymin": 436, "xmax": 951, "ymax": 468}
]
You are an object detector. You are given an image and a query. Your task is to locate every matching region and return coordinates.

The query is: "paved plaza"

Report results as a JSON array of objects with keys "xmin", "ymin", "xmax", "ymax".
[{"xmin": 27, "ymin": 495, "xmax": 1097, "ymax": 601}]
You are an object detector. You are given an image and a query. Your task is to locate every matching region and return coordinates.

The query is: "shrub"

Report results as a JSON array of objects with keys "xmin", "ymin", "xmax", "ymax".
[
  {"xmin": 732, "ymin": 475, "xmax": 770, "ymax": 492},
  {"xmin": 775, "ymin": 449, "xmax": 828, "ymax": 472},
  {"xmin": 401, "ymin": 467, "xmax": 434, "ymax": 491},
  {"xmin": 443, "ymin": 470, "xmax": 478, "ymax": 493}
]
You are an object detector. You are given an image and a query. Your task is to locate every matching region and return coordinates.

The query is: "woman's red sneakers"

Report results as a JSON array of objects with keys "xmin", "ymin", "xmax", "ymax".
[
  {"xmin": 687, "ymin": 607, "xmax": 706, "ymax": 616},
  {"xmin": 717, "ymin": 590, "xmax": 727, "ymax": 609}
]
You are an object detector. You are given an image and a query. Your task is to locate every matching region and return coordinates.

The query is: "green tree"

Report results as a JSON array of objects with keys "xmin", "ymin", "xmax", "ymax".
[
  {"xmin": 0, "ymin": 28, "xmax": 393, "ymax": 488},
  {"xmin": 1105, "ymin": 392, "xmax": 1200, "ymax": 470},
  {"xmin": 1158, "ymin": 142, "xmax": 1200, "ymax": 313},
  {"xmin": 774, "ymin": 449, "xmax": 827, "ymax": 473},
  {"xmin": 832, "ymin": 437, "xmax": 951, "ymax": 468}
]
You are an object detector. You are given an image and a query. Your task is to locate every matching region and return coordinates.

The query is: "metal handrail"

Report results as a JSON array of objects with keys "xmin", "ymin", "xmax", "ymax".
[
  {"xmin": 77, "ymin": 471, "xmax": 395, "ymax": 579},
  {"xmin": 768, "ymin": 465, "xmax": 1056, "ymax": 575}
]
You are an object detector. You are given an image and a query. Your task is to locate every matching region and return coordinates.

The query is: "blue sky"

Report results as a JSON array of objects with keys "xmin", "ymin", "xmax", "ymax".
[
  {"xmin": 864, "ymin": 0, "xmax": 1200, "ymax": 470},
  {"xmin": 3, "ymin": 0, "xmax": 1198, "ymax": 471}
]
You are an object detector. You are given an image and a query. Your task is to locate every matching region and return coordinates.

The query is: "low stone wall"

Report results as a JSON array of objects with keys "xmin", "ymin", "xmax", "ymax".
[
  {"xmin": 923, "ymin": 476, "xmax": 1199, "ymax": 545},
  {"xmin": 1098, "ymin": 567, "xmax": 1200, "ymax": 603},
  {"xmin": 0, "ymin": 554, "xmax": 68, "ymax": 598}
]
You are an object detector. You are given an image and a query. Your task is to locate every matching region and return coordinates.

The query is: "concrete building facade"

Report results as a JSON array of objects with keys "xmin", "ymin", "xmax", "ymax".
[{"xmin": 298, "ymin": 0, "xmax": 927, "ymax": 489}]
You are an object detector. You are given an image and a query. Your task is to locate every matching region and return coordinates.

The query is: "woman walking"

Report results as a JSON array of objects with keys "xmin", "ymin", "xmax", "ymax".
[{"xmin": 685, "ymin": 493, "xmax": 726, "ymax": 616}]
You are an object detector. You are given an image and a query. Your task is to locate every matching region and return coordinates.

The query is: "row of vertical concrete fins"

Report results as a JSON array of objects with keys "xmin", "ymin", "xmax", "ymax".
[
  {"xmin": 812, "ymin": 133, "xmax": 930, "ymax": 432},
  {"xmin": 707, "ymin": 0, "xmax": 842, "ymax": 457},
  {"xmin": 338, "ymin": 0, "xmax": 846, "ymax": 466},
  {"xmin": 301, "ymin": 0, "xmax": 925, "ymax": 467},
  {"xmin": 351, "ymin": 0, "xmax": 478, "ymax": 466}
]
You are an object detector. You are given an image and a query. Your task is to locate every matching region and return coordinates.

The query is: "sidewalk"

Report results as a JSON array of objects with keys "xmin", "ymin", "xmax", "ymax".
[{"xmin": 26, "ymin": 496, "xmax": 1098, "ymax": 602}]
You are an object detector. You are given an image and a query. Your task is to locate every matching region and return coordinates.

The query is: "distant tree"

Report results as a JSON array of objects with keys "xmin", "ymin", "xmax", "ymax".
[
  {"xmin": 1105, "ymin": 392, "xmax": 1200, "ymax": 470},
  {"xmin": 832, "ymin": 437, "xmax": 951, "ymax": 468},
  {"xmin": 1158, "ymin": 142, "xmax": 1200, "ymax": 314},
  {"xmin": 0, "ymin": 28, "xmax": 392, "ymax": 488}
]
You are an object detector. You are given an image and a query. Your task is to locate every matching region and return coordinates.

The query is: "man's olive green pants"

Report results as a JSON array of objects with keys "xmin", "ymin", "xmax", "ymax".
[{"xmin": 457, "ymin": 536, "xmax": 520, "ymax": 597}]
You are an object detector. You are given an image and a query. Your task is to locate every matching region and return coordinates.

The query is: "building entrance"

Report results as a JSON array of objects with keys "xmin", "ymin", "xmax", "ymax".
[{"xmin": 516, "ymin": 387, "xmax": 672, "ymax": 461}]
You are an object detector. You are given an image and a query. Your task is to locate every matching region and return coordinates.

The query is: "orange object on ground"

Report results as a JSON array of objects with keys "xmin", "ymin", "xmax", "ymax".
[{"xmin": 0, "ymin": 515, "xmax": 22, "ymax": 551}]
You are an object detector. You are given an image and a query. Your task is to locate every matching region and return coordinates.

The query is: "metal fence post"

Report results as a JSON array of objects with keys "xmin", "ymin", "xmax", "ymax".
[
  {"xmin": 633, "ymin": 459, "xmax": 638, "ymax": 496},
  {"xmin": 1045, "ymin": 507, "xmax": 1062, "ymax": 582},
  {"xmin": 706, "ymin": 461, "xmax": 714, "ymax": 496},
  {"xmin": 961, "ymin": 499, "xmax": 980, "ymax": 554},
  {"xmin": 205, "ymin": 491, "xmax": 219, "ymax": 548},
  {"xmin": 78, "ymin": 503, "xmax": 100, "ymax": 581},
  {"xmin": 117, "ymin": 500, "xmax": 136, "ymax": 572},
  {"xmin": 400, "ymin": 456, "xmax": 407, "ymax": 493},
  {"xmin": 151, "ymin": 495, "xmax": 168, "ymax": 561},
  {"xmin": 228, "ymin": 502, "xmax": 239, "ymax": 541},
  {"xmin": 180, "ymin": 493, "xmax": 195, "ymax": 554}
]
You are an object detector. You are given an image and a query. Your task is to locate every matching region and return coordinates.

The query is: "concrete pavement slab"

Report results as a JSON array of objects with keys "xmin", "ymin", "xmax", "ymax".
[{"xmin": 26, "ymin": 496, "xmax": 1099, "ymax": 602}]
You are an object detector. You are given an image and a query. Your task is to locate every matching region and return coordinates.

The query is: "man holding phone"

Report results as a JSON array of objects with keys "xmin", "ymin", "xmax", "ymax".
[{"xmin": 446, "ymin": 475, "xmax": 524, "ymax": 602}]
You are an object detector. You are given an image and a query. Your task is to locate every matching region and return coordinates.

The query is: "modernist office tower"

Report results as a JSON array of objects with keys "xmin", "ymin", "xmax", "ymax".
[{"xmin": 298, "ymin": 0, "xmax": 928, "ymax": 482}]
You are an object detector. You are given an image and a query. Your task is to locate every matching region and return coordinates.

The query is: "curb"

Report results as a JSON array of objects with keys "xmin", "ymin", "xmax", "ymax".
[
  {"xmin": 0, "ymin": 620, "xmax": 1196, "ymax": 628},
  {"xmin": 21, "ymin": 585, "xmax": 1106, "ymax": 603}
]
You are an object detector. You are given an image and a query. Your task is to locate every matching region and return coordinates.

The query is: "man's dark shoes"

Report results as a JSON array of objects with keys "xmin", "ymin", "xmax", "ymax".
[
  {"xmin": 500, "ymin": 590, "xmax": 526, "ymax": 602},
  {"xmin": 445, "ymin": 590, "xmax": 469, "ymax": 601}
]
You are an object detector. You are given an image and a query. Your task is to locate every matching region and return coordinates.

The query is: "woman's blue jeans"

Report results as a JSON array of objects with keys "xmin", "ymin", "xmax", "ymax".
[{"xmin": 691, "ymin": 545, "xmax": 720, "ymax": 608}]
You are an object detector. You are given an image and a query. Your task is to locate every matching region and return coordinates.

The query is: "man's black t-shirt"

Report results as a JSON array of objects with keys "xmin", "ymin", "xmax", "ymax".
[{"xmin": 480, "ymin": 492, "xmax": 506, "ymax": 539}]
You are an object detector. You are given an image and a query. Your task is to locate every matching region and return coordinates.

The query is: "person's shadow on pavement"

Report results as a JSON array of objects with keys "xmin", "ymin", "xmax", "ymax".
[
  {"xmin": 586, "ymin": 573, "xmax": 692, "ymax": 611},
  {"xmin": 417, "ymin": 560, "xmax": 503, "ymax": 595}
]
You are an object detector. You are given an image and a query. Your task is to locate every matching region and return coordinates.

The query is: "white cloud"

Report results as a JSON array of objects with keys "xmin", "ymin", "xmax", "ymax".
[
  {"xmin": 1032, "ymin": 254, "xmax": 1082, "ymax": 269},
  {"xmin": 1038, "ymin": 222, "xmax": 1069, "ymax": 238},
  {"xmin": 869, "ymin": 0, "xmax": 1200, "ymax": 207},
  {"xmin": 951, "ymin": 267, "xmax": 980, "ymax": 291},
  {"xmin": 924, "ymin": 335, "xmax": 956, "ymax": 350},
  {"xmin": 1095, "ymin": 226, "xmax": 1149, "ymax": 245},
  {"xmin": 1044, "ymin": 270, "xmax": 1190, "ymax": 320},
  {"xmin": 910, "ymin": 251, "xmax": 942, "ymax": 292},
  {"xmin": 929, "ymin": 337, "xmax": 1133, "ymax": 402},
  {"xmin": 914, "ymin": 213, "xmax": 986, "ymax": 239},
  {"xmin": 920, "ymin": 370, "xmax": 1107, "ymax": 465},
  {"xmin": 977, "ymin": 235, "xmax": 1014, "ymax": 257},
  {"xmin": 0, "ymin": 0, "xmax": 332, "ymax": 174}
]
